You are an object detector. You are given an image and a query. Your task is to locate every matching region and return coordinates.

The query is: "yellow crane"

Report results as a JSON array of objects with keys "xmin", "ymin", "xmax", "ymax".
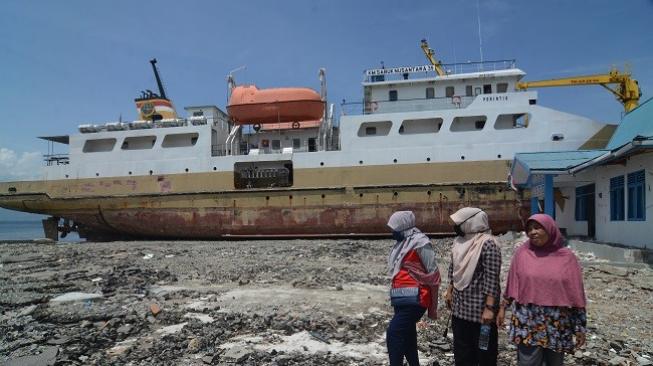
[
  {"xmin": 420, "ymin": 39, "xmax": 446, "ymax": 77},
  {"xmin": 516, "ymin": 67, "xmax": 641, "ymax": 113}
]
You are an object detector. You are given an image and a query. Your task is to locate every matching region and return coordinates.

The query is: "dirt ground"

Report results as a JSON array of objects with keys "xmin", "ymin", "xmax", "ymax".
[{"xmin": 1, "ymin": 237, "xmax": 651, "ymax": 365}]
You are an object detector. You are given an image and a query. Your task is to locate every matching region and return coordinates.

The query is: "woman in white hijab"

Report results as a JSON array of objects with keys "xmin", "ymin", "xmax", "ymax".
[
  {"xmin": 444, "ymin": 207, "xmax": 501, "ymax": 366},
  {"xmin": 386, "ymin": 211, "xmax": 440, "ymax": 366}
]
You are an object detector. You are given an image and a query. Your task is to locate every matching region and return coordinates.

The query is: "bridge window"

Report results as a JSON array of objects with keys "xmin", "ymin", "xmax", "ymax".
[
  {"xmin": 293, "ymin": 138, "xmax": 301, "ymax": 149},
  {"xmin": 445, "ymin": 86, "xmax": 455, "ymax": 98},
  {"xmin": 122, "ymin": 136, "xmax": 156, "ymax": 150},
  {"xmin": 426, "ymin": 87, "xmax": 435, "ymax": 99},
  {"xmin": 497, "ymin": 83, "xmax": 508, "ymax": 93},
  {"xmin": 483, "ymin": 84, "xmax": 492, "ymax": 94},
  {"xmin": 83, "ymin": 138, "xmax": 116, "ymax": 153},
  {"xmin": 272, "ymin": 139, "xmax": 281, "ymax": 150},
  {"xmin": 494, "ymin": 113, "xmax": 530, "ymax": 129},
  {"xmin": 162, "ymin": 132, "xmax": 199, "ymax": 148},
  {"xmin": 450, "ymin": 116, "xmax": 487, "ymax": 132},
  {"xmin": 466, "ymin": 85, "xmax": 473, "ymax": 97},
  {"xmin": 389, "ymin": 90, "xmax": 398, "ymax": 101},
  {"xmin": 358, "ymin": 121, "xmax": 392, "ymax": 137},
  {"xmin": 399, "ymin": 118, "xmax": 443, "ymax": 134}
]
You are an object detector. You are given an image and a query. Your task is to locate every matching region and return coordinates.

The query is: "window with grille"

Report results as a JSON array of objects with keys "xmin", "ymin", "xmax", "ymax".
[
  {"xmin": 627, "ymin": 170, "xmax": 645, "ymax": 221},
  {"xmin": 610, "ymin": 175, "xmax": 625, "ymax": 221},
  {"xmin": 575, "ymin": 184, "xmax": 594, "ymax": 221}
]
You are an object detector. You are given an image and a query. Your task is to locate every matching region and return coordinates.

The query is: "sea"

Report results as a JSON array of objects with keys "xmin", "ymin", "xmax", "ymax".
[{"xmin": 0, "ymin": 220, "xmax": 83, "ymax": 242}]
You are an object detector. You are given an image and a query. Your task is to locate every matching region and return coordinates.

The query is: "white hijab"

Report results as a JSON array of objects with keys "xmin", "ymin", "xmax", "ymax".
[
  {"xmin": 450, "ymin": 207, "xmax": 495, "ymax": 291},
  {"xmin": 387, "ymin": 211, "xmax": 431, "ymax": 278}
]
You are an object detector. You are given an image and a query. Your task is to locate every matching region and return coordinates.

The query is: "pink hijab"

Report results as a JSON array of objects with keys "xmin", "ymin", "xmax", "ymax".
[{"xmin": 504, "ymin": 214, "xmax": 586, "ymax": 308}]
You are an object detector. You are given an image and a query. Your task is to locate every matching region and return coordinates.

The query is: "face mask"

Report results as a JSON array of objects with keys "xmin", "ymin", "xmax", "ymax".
[
  {"xmin": 453, "ymin": 209, "xmax": 483, "ymax": 237},
  {"xmin": 392, "ymin": 231, "xmax": 405, "ymax": 242},
  {"xmin": 453, "ymin": 224, "xmax": 465, "ymax": 237}
]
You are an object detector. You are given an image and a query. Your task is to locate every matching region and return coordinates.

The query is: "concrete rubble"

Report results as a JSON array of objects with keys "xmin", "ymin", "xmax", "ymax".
[{"xmin": 1, "ymin": 236, "xmax": 651, "ymax": 365}]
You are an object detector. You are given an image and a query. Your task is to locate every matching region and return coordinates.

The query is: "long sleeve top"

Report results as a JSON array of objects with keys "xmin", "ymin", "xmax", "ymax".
[{"xmin": 447, "ymin": 239, "xmax": 501, "ymax": 322}]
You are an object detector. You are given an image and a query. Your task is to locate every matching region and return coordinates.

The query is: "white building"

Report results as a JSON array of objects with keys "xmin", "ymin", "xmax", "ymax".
[{"xmin": 511, "ymin": 98, "xmax": 653, "ymax": 249}]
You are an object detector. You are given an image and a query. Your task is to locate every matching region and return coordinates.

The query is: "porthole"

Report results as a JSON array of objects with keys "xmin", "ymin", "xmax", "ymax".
[
  {"xmin": 149, "ymin": 170, "xmax": 153, "ymax": 175},
  {"xmin": 321, "ymin": 194, "xmax": 325, "ymax": 199},
  {"xmin": 359, "ymin": 193, "xmax": 364, "ymax": 197},
  {"xmin": 427, "ymin": 190, "xmax": 432, "ymax": 195},
  {"xmin": 426, "ymin": 157, "xmax": 431, "ymax": 162},
  {"xmin": 393, "ymin": 191, "xmax": 398, "ymax": 196},
  {"xmin": 497, "ymin": 154, "xmax": 502, "ymax": 159},
  {"xmin": 96, "ymin": 173, "xmax": 99, "ymax": 177},
  {"xmin": 128, "ymin": 171, "xmax": 132, "ymax": 175},
  {"xmin": 213, "ymin": 167, "xmax": 217, "ymax": 171},
  {"xmin": 320, "ymin": 162, "xmax": 324, "ymax": 166},
  {"xmin": 266, "ymin": 196, "xmax": 270, "ymax": 200},
  {"xmin": 289, "ymin": 195, "xmax": 293, "ymax": 199},
  {"xmin": 393, "ymin": 158, "xmax": 397, "ymax": 163},
  {"xmin": 185, "ymin": 168, "xmax": 189, "ymax": 172},
  {"xmin": 359, "ymin": 160, "xmax": 363, "ymax": 164},
  {"xmin": 461, "ymin": 156, "xmax": 465, "ymax": 160},
  {"xmin": 65, "ymin": 174, "xmax": 69, "ymax": 178}
]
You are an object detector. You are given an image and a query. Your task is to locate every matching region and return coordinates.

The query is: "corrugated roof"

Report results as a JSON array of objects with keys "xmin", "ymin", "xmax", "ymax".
[
  {"xmin": 607, "ymin": 97, "xmax": 653, "ymax": 150},
  {"xmin": 514, "ymin": 150, "xmax": 608, "ymax": 171}
]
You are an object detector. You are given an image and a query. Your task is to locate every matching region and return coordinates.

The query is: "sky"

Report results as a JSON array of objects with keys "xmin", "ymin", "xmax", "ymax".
[{"xmin": 0, "ymin": 0, "xmax": 652, "ymax": 220}]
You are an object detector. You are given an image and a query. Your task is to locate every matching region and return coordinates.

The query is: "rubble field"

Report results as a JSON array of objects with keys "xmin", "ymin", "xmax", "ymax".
[{"xmin": 1, "ymin": 235, "xmax": 651, "ymax": 365}]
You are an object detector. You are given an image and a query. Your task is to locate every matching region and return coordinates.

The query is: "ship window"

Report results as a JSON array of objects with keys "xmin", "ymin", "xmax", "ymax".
[
  {"xmin": 494, "ymin": 113, "xmax": 530, "ymax": 129},
  {"xmin": 450, "ymin": 116, "xmax": 487, "ymax": 132},
  {"xmin": 272, "ymin": 139, "xmax": 281, "ymax": 150},
  {"xmin": 483, "ymin": 84, "xmax": 492, "ymax": 94},
  {"xmin": 475, "ymin": 87, "xmax": 482, "ymax": 96},
  {"xmin": 399, "ymin": 118, "xmax": 443, "ymax": 134},
  {"xmin": 192, "ymin": 111, "xmax": 204, "ymax": 117},
  {"xmin": 293, "ymin": 138, "xmax": 301, "ymax": 149},
  {"xmin": 466, "ymin": 85, "xmax": 473, "ymax": 97},
  {"xmin": 426, "ymin": 87, "xmax": 435, "ymax": 99},
  {"xmin": 162, "ymin": 132, "xmax": 199, "ymax": 148},
  {"xmin": 358, "ymin": 121, "xmax": 392, "ymax": 137},
  {"xmin": 389, "ymin": 90, "xmax": 398, "ymax": 101},
  {"xmin": 497, "ymin": 83, "xmax": 508, "ymax": 93},
  {"xmin": 122, "ymin": 136, "xmax": 156, "ymax": 150},
  {"xmin": 83, "ymin": 138, "xmax": 116, "ymax": 153},
  {"xmin": 445, "ymin": 86, "xmax": 455, "ymax": 98}
]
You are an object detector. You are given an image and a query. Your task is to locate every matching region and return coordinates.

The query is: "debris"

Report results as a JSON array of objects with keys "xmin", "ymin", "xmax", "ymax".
[
  {"xmin": 49, "ymin": 292, "xmax": 102, "ymax": 303},
  {"xmin": 143, "ymin": 253, "xmax": 154, "ymax": 259},
  {"xmin": 150, "ymin": 303, "xmax": 161, "ymax": 316},
  {"xmin": 6, "ymin": 346, "xmax": 58, "ymax": 366}
]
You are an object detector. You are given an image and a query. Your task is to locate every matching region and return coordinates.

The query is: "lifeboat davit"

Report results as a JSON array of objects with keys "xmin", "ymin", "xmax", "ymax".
[{"xmin": 227, "ymin": 85, "xmax": 324, "ymax": 124}]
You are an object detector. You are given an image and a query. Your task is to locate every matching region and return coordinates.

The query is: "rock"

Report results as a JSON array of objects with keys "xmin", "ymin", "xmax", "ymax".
[
  {"xmin": 6, "ymin": 346, "xmax": 58, "ymax": 366},
  {"xmin": 222, "ymin": 346, "xmax": 251, "ymax": 363},
  {"xmin": 117, "ymin": 324, "xmax": 132, "ymax": 334},
  {"xmin": 49, "ymin": 292, "xmax": 102, "ymax": 303},
  {"xmin": 609, "ymin": 356, "xmax": 628, "ymax": 365},
  {"xmin": 187, "ymin": 338, "xmax": 200, "ymax": 353},
  {"xmin": 202, "ymin": 354, "xmax": 216, "ymax": 364},
  {"xmin": 638, "ymin": 357, "xmax": 653, "ymax": 366}
]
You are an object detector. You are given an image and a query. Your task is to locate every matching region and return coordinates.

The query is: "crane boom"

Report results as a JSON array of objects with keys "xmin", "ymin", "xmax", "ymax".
[
  {"xmin": 420, "ymin": 39, "xmax": 446, "ymax": 77},
  {"xmin": 516, "ymin": 67, "xmax": 641, "ymax": 113}
]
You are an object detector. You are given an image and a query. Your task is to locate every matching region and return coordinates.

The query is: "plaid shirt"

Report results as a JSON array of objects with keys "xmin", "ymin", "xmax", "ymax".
[{"xmin": 448, "ymin": 239, "xmax": 501, "ymax": 323}]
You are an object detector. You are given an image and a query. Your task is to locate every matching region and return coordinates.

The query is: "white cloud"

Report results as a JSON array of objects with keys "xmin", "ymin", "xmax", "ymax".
[{"xmin": 0, "ymin": 147, "xmax": 42, "ymax": 181}]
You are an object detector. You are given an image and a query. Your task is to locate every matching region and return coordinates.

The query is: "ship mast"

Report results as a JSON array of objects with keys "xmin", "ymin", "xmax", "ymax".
[{"xmin": 150, "ymin": 58, "xmax": 167, "ymax": 100}]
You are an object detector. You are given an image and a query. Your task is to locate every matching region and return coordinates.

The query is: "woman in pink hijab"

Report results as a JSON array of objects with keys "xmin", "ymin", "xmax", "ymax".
[{"xmin": 497, "ymin": 214, "xmax": 587, "ymax": 366}]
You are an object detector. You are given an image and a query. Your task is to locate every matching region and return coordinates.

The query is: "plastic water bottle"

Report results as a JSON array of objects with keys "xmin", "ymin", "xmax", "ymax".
[{"xmin": 478, "ymin": 324, "xmax": 491, "ymax": 350}]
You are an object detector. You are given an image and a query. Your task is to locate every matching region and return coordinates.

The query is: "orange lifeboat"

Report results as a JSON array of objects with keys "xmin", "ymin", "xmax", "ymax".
[{"xmin": 227, "ymin": 85, "xmax": 324, "ymax": 124}]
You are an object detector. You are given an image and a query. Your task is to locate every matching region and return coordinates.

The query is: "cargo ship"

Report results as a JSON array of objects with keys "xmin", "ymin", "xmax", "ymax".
[{"xmin": 0, "ymin": 55, "xmax": 617, "ymax": 241}]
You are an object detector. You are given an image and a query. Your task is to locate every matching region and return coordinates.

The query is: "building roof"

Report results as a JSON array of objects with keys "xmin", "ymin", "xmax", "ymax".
[
  {"xmin": 511, "ymin": 97, "xmax": 653, "ymax": 187},
  {"xmin": 606, "ymin": 97, "xmax": 653, "ymax": 150},
  {"xmin": 511, "ymin": 150, "xmax": 608, "ymax": 186}
]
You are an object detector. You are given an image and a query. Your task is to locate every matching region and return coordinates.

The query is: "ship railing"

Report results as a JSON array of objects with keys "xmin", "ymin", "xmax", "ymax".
[
  {"xmin": 79, "ymin": 116, "xmax": 228, "ymax": 134},
  {"xmin": 341, "ymin": 95, "xmax": 475, "ymax": 115},
  {"xmin": 43, "ymin": 154, "xmax": 70, "ymax": 166},
  {"xmin": 364, "ymin": 59, "xmax": 517, "ymax": 83}
]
